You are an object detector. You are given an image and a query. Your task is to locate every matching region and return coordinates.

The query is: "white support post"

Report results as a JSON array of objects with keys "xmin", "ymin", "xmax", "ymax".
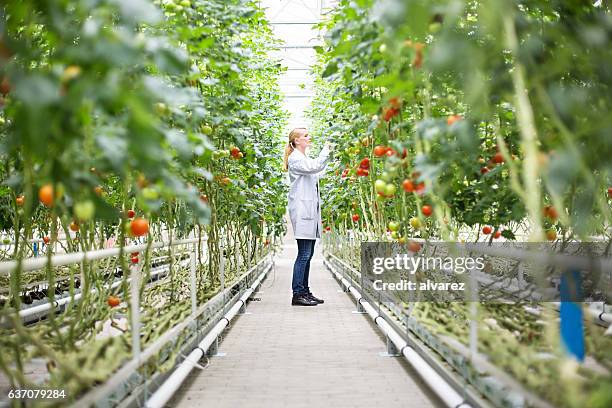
[
  {"xmin": 130, "ymin": 261, "xmax": 141, "ymax": 361},
  {"xmin": 190, "ymin": 244, "xmax": 197, "ymax": 316},
  {"xmin": 220, "ymin": 237, "xmax": 226, "ymax": 311},
  {"xmin": 468, "ymin": 264, "xmax": 479, "ymax": 361}
]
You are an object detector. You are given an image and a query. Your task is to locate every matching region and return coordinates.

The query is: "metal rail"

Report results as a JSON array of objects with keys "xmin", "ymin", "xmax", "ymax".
[{"xmin": 324, "ymin": 256, "xmax": 471, "ymax": 408}]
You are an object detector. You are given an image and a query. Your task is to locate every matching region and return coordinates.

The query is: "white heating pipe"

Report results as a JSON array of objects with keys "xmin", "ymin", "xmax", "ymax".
[
  {"xmin": 145, "ymin": 263, "xmax": 271, "ymax": 408},
  {"xmin": 0, "ymin": 238, "xmax": 199, "ymax": 275},
  {"xmin": 17, "ymin": 259, "xmax": 182, "ymax": 321},
  {"xmin": 325, "ymin": 259, "xmax": 471, "ymax": 408}
]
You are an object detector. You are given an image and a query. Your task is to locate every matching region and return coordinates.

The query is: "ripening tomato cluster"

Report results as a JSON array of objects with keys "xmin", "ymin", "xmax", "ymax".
[
  {"xmin": 481, "ymin": 225, "xmax": 503, "ymax": 239},
  {"xmin": 29, "ymin": 183, "xmax": 150, "ymax": 242},
  {"xmin": 356, "ymin": 158, "xmax": 370, "ymax": 177},
  {"xmin": 382, "ymin": 97, "xmax": 402, "ymax": 122},
  {"xmin": 230, "ymin": 146, "xmax": 243, "ymax": 160},
  {"xmin": 479, "ymin": 145, "xmax": 514, "ymax": 175}
]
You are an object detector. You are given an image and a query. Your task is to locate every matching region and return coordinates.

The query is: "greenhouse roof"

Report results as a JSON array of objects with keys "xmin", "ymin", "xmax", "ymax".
[{"xmin": 261, "ymin": 0, "xmax": 338, "ymax": 131}]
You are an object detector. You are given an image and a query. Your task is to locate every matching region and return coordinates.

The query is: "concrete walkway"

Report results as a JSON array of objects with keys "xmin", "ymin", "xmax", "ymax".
[{"xmin": 168, "ymin": 233, "xmax": 442, "ymax": 408}]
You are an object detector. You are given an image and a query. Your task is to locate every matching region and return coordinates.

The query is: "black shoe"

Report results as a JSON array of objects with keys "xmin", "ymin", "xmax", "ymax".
[
  {"xmin": 306, "ymin": 293, "xmax": 324, "ymax": 304},
  {"xmin": 291, "ymin": 294, "xmax": 318, "ymax": 306}
]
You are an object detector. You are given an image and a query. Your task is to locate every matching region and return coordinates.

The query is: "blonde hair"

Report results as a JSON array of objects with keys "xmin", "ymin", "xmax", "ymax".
[{"xmin": 283, "ymin": 128, "xmax": 307, "ymax": 171}]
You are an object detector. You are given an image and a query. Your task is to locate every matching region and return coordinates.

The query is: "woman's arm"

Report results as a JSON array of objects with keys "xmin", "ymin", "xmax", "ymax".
[{"xmin": 288, "ymin": 145, "xmax": 331, "ymax": 175}]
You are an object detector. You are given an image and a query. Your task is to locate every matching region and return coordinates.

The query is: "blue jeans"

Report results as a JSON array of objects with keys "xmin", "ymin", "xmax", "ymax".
[{"xmin": 292, "ymin": 239, "xmax": 316, "ymax": 295}]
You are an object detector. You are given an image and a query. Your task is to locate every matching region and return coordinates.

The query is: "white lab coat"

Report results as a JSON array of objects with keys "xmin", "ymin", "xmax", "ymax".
[{"xmin": 287, "ymin": 145, "xmax": 331, "ymax": 240}]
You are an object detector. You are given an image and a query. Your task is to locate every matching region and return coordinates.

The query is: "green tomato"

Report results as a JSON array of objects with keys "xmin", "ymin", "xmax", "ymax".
[
  {"xmin": 428, "ymin": 22, "xmax": 442, "ymax": 33},
  {"xmin": 201, "ymin": 125, "xmax": 213, "ymax": 135},
  {"xmin": 385, "ymin": 162, "xmax": 399, "ymax": 176},
  {"xmin": 74, "ymin": 200, "xmax": 95, "ymax": 221},
  {"xmin": 154, "ymin": 102, "xmax": 169, "ymax": 116},
  {"xmin": 180, "ymin": 0, "xmax": 191, "ymax": 7},
  {"xmin": 388, "ymin": 221, "xmax": 400, "ymax": 232},
  {"xmin": 123, "ymin": 222, "xmax": 134, "ymax": 237},
  {"xmin": 379, "ymin": 44, "xmax": 387, "ymax": 53},
  {"xmin": 2, "ymin": 238, "xmax": 11, "ymax": 245},
  {"xmin": 384, "ymin": 184, "xmax": 396, "ymax": 196},
  {"xmin": 410, "ymin": 217, "xmax": 422, "ymax": 229},
  {"xmin": 374, "ymin": 180, "xmax": 387, "ymax": 193},
  {"xmin": 165, "ymin": 2, "xmax": 177, "ymax": 11},
  {"xmin": 381, "ymin": 171, "xmax": 393, "ymax": 182},
  {"xmin": 391, "ymin": 231, "xmax": 400, "ymax": 239},
  {"xmin": 141, "ymin": 187, "xmax": 159, "ymax": 200}
]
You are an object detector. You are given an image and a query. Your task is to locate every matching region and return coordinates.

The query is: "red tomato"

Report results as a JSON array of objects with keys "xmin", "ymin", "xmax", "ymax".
[
  {"xmin": 373, "ymin": 145, "xmax": 387, "ymax": 157},
  {"xmin": 130, "ymin": 218, "xmax": 149, "ymax": 237},
  {"xmin": 492, "ymin": 152, "xmax": 504, "ymax": 164},
  {"xmin": 493, "ymin": 231, "xmax": 501, "ymax": 239},
  {"xmin": 230, "ymin": 146, "xmax": 241, "ymax": 159},
  {"xmin": 382, "ymin": 107, "xmax": 399, "ymax": 122},
  {"xmin": 543, "ymin": 205, "xmax": 558, "ymax": 220},
  {"xmin": 352, "ymin": 214, "xmax": 360, "ymax": 222},
  {"xmin": 38, "ymin": 184, "xmax": 54, "ymax": 207},
  {"xmin": 131, "ymin": 256, "xmax": 139, "ymax": 264},
  {"xmin": 356, "ymin": 168, "xmax": 369, "ymax": 177},
  {"xmin": 447, "ymin": 114, "xmax": 462, "ymax": 125},
  {"xmin": 15, "ymin": 195, "xmax": 25, "ymax": 206},
  {"xmin": 0, "ymin": 77, "xmax": 10, "ymax": 96},
  {"xmin": 415, "ymin": 183, "xmax": 426, "ymax": 195},
  {"xmin": 385, "ymin": 148, "xmax": 396, "ymax": 157},
  {"xmin": 341, "ymin": 168, "xmax": 349, "ymax": 178},
  {"xmin": 69, "ymin": 221, "xmax": 80, "ymax": 232},
  {"xmin": 408, "ymin": 241, "xmax": 421, "ymax": 253},
  {"xmin": 607, "ymin": 187, "xmax": 612, "ymax": 199},
  {"xmin": 412, "ymin": 48, "xmax": 423, "ymax": 68},
  {"xmin": 359, "ymin": 158, "xmax": 370, "ymax": 169},
  {"xmin": 421, "ymin": 205, "xmax": 433, "ymax": 217},
  {"xmin": 480, "ymin": 167, "xmax": 489, "ymax": 174},
  {"xmin": 43, "ymin": 236, "xmax": 50, "ymax": 244},
  {"xmin": 107, "ymin": 296, "xmax": 120, "ymax": 307},
  {"xmin": 402, "ymin": 179, "xmax": 415, "ymax": 193},
  {"xmin": 127, "ymin": 209, "xmax": 136, "ymax": 219},
  {"xmin": 546, "ymin": 229, "xmax": 557, "ymax": 241},
  {"xmin": 482, "ymin": 226, "xmax": 492, "ymax": 235}
]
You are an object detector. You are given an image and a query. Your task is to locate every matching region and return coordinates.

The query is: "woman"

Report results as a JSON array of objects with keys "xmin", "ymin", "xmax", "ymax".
[{"xmin": 284, "ymin": 128, "xmax": 332, "ymax": 306}]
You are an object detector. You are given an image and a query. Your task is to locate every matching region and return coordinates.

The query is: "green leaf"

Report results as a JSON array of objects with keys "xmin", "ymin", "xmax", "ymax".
[{"xmin": 322, "ymin": 61, "xmax": 339, "ymax": 78}]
